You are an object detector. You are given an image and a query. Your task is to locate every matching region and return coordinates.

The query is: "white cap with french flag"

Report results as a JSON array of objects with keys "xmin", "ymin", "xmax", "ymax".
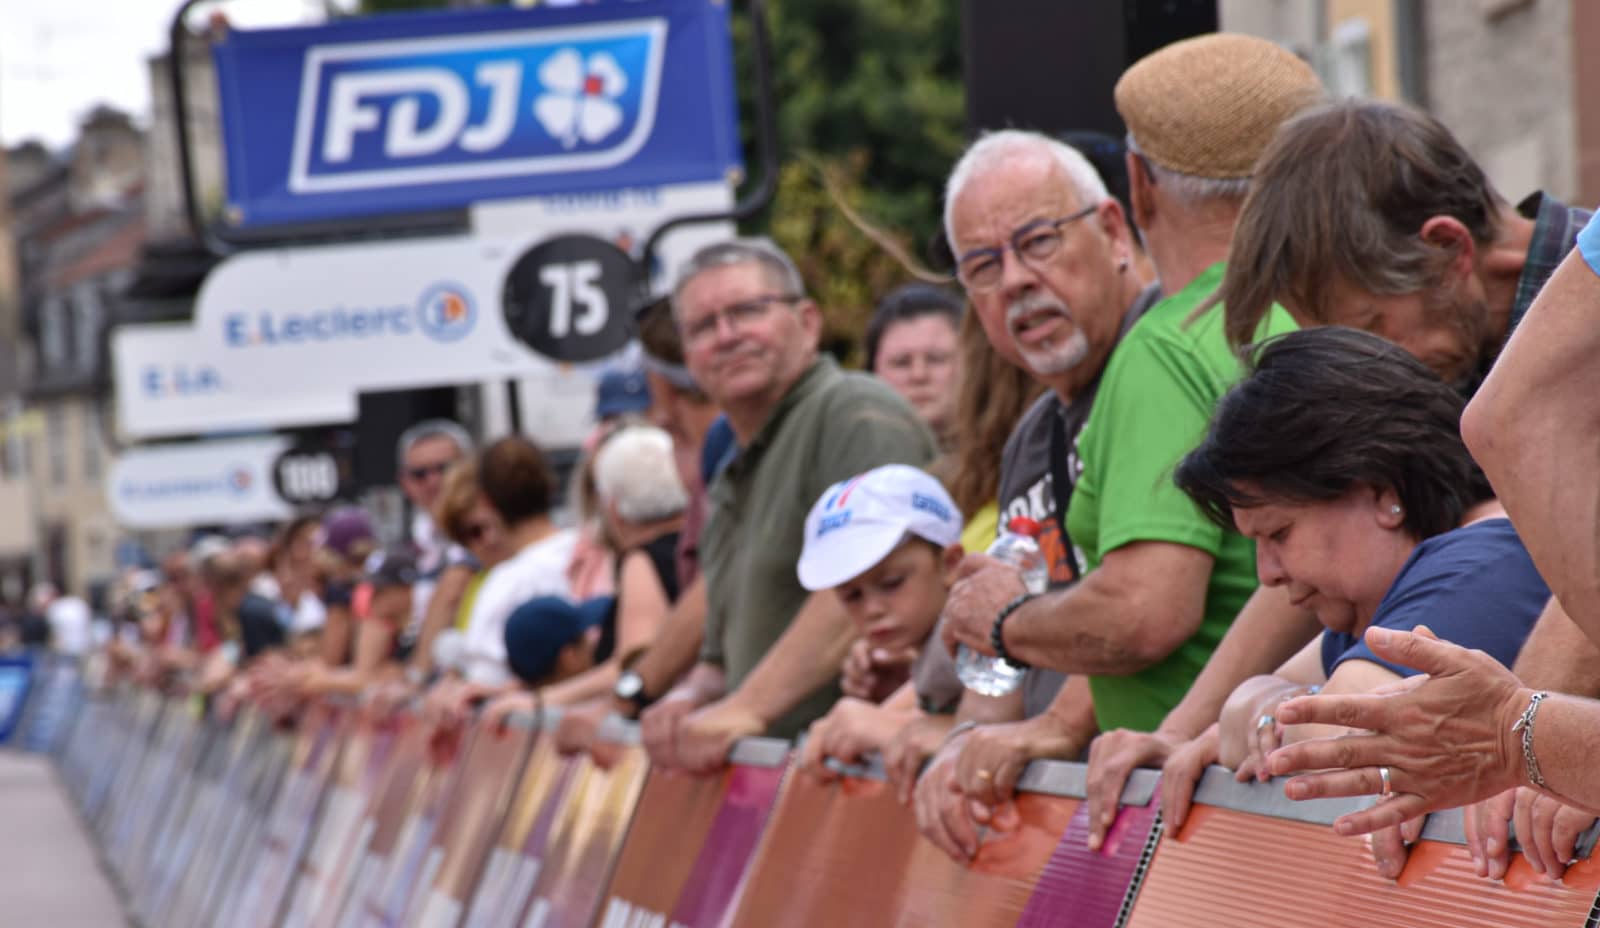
[{"xmin": 796, "ymin": 464, "xmax": 964, "ymax": 591}]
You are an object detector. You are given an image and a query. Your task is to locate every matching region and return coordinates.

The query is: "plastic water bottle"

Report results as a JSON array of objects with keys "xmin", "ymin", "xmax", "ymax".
[{"xmin": 956, "ymin": 516, "xmax": 1049, "ymax": 697}]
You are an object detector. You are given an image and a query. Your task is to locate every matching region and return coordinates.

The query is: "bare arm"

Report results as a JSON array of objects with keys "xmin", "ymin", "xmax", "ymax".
[
  {"xmin": 320, "ymin": 604, "xmax": 352, "ymax": 668},
  {"xmin": 953, "ymin": 686, "xmax": 1025, "ymax": 725},
  {"xmin": 409, "ymin": 564, "xmax": 472, "ymax": 676},
  {"xmin": 723, "ymin": 588, "xmax": 855, "ymax": 727},
  {"xmin": 1510, "ymin": 595, "xmax": 1600, "ymax": 696},
  {"xmin": 632, "ymin": 575, "xmax": 706, "ymax": 701},
  {"xmin": 1464, "ymin": 253, "xmax": 1600, "ymax": 641},
  {"xmin": 1001, "ymin": 541, "xmax": 1214, "ymax": 673},
  {"xmin": 300, "ymin": 619, "xmax": 396, "ymax": 695},
  {"xmin": 542, "ymin": 553, "xmax": 671, "ymax": 707},
  {"xmin": 1156, "ymin": 583, "xmax": 1321, "ymax": 738}
]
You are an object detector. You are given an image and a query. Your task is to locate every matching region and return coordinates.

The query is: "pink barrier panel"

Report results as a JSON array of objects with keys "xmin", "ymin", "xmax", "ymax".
[
  {"xmin": 406, "ymin": 721, "xmax": 535, "ymax": 927},
  {"xmin": 460, "ymin": 729, "xmax": 582, "ymax": 928},
  {"xmin": 235, "ymin": 702, "xmax": 349, "ymax": 928},
  {"xmin": 282, "ymin": 711, "xmax": 403, "ymax": 928},
  {"xmin": 598, "ymin": 739, "xmax": 791, "ymax": 928},
  {"xmin": 337, "ymin": 720, "xmax": 468, "ymax": 928}
]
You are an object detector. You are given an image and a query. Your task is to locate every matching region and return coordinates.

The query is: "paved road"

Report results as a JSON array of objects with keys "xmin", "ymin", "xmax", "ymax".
[{"xmin": 0, "ymin": 751, "xmax": 126, "ymax": 926}]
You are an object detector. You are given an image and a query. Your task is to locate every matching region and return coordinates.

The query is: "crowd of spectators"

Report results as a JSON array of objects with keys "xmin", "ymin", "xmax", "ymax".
[{"xmin": 60, "ymin": 28, "xmax": 1600, "ymax": 887}]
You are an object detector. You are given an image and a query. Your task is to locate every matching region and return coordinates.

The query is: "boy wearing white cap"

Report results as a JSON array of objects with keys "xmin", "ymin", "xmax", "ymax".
[{"xmin": 797, "ymin": 465, "xmax": 964, "ymax": 773}]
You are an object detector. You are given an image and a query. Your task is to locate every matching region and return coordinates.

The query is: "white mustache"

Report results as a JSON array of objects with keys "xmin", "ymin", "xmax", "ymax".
[{"xmin": 1006, "ymin": 295, "xmax": 1073, "ymax": 332}]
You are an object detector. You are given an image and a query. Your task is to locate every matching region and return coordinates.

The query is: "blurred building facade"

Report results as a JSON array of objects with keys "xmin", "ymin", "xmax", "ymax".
[
  {"xmin": 1222, "ymin": 0, "xmax": 1600, "ymax": 206},
  {"xmin": 5, "ymin": 107, "xmax": 147, "ymax": 600}
]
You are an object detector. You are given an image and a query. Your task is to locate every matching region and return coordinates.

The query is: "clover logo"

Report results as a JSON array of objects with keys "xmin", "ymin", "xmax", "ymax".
[{"xmin": 533, "ymin": 48, "xmax": 628, "ymax": 149}]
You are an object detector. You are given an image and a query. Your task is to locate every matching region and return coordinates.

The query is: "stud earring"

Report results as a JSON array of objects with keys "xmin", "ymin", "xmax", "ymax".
[{"xmin": 1390, "ymin": 505, "xmax": 1402, "ymax": 515}]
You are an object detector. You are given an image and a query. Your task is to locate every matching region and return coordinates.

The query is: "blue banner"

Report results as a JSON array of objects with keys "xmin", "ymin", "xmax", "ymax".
[
  {"xmin": 213, "ymin": 0, "xmax": 741, "ymax": 227},
  {"xmin": 0, "ymin": 655, "xmax": 33, "ymax": 744}
]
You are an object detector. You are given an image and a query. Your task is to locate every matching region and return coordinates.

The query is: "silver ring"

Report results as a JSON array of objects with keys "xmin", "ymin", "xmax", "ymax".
[
  {"xmin": 1378, "ymin": 766, "xmax": 1393, "ymax": 798},
  {"xmin": 1256, "ymin": 714, "xmax": 1275, "ymax": 733}
]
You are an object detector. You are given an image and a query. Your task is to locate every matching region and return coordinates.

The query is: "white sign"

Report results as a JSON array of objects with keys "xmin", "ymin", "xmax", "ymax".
[
  {"xmin": 108, "ymin": 436, "xmax": 295, "ymax": 529},
  {"xmin": 113, "ymin": 325, "xmax": 357, "ymax": 440},
  {"xmin": 111, "ymin": 181, "xmax": 731, "ymax": 439},
  {"xmin": 194, "ymin": 181, "xmax": 732, "ymax": 397}
]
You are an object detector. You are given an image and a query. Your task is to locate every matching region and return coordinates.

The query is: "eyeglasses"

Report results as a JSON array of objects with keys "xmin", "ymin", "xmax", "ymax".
[
  {"xmin": 403, "ymin": 460, "xmax": 454, "ymax": 482},
  {"xmin": 955, "ymin": 205, "xmax": 1098, "ymax": 293},
  {"xmin": 680, "ymin": 293, "xmax": 800, "ymax": 346}
]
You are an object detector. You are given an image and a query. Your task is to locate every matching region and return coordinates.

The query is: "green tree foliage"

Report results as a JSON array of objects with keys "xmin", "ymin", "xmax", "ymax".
[{"xmin": 736, "ymin": 0, "xmax": 966, "ymax": 356}]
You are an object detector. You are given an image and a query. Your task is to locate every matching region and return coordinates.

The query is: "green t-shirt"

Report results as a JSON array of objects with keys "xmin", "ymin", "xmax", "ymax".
[
  {"xmin": 1065, "ymin": 262, "xmax": 1297, "ymax": 733},
  {"xmin": 700, "ymin": 357, "xmax": 937, "ymax": 738}
]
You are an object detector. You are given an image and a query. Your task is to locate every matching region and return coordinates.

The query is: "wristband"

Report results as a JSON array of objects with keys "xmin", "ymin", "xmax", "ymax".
[{"xmin": 990, "ymin": 593, "xmax": 1038, "ymax": 670}]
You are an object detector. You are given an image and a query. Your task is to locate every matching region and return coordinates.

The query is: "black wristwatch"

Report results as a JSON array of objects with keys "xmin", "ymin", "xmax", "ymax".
[{"xmin": 613, "ymin": 669, "xmax": 654, "ymax": 715}]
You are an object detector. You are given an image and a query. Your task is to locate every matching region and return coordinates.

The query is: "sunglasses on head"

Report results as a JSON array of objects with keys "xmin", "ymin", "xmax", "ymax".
[{"xmin": 404, "ymin": 460, "xmax": 454, "ymax": 482}]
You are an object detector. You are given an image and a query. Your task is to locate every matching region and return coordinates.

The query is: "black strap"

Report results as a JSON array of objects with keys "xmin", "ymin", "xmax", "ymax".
[{"xmin": 1047, "ymin": 407, "xmax": 1080, "ymax": 577}]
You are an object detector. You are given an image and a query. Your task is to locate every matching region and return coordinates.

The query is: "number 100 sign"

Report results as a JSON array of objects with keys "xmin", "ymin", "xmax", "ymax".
[{"xmin": 502, "ymin": 234, "xmax": 637, "ymax": 362}]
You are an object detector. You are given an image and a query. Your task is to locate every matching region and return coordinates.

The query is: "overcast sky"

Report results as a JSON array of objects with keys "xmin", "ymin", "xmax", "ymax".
[{"xmin": 0, "ymin": 0, "xmax": 320, "ymax": 149}]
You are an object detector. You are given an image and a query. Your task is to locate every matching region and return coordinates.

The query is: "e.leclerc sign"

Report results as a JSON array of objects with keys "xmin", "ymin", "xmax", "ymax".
[{"xmin": 212, "ymin": 0, "xmax": 741, "ymax": 227}]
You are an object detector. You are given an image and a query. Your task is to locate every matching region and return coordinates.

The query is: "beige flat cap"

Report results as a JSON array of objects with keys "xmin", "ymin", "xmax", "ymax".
[{"xmin": 1115, "ymin": 33, "xmax": 1323, "ymax": 180}]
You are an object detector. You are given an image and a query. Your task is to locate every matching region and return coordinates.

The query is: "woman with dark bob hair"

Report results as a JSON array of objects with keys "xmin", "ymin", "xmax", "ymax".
[{"xmin": 1163, "ymin": 328, "xmax": 1549, "ymax": 872}]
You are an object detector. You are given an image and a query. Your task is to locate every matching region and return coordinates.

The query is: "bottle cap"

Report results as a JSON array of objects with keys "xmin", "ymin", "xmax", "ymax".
[{"xmin": 1007, "ymin": 516, "xmax": 1041, "ymax": 537}]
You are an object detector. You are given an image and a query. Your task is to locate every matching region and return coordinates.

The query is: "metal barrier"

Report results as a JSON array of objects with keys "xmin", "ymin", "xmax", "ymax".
[{"xmin": 47, "ymin": 687, "xmax": 1600, "ymax": 928}]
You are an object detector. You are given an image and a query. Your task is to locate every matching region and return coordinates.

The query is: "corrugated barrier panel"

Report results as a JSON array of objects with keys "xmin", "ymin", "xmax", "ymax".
[{"xmin": 1125, "ymin": 768, "xmax": 1600, "ymax": 928}]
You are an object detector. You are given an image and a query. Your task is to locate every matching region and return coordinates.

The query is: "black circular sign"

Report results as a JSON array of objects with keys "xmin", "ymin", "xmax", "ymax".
[
  {"xmin": 271, "ymin": 446, "xmax": 351, "ymax": 505},
  {"xmin": 502, "ymin": 234, "xmax": 638, "ymax": 363}
]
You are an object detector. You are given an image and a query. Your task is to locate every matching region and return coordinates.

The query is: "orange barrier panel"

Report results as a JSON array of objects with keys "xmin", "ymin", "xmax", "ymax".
[
  {"xmin": 599, "ymin": 738, "xmax": 791, "ymax": 928},
  {"xmin": 725, "ymin": 758, "xmax": 1159, "ymax": 928},
  {"xmin": 460, "ymin": 721, "xmax": 582, "ymax": 928},
  {"xmin": 338, "ymin": 717, "xmax": 469, "ymax": 928},
  {"xmin": 282, "ymin": 711, "xmax": 403, "ymax": 928},
  {"xmin": 408, "ymin": 720, "xmax": 536, "ymax": 927},
  {"xmin": 235, "ymin": 701, "xmax": 350, "ymax": 928},
  {"xmin": 1124, "ymin": 767, "xmax": 1600, "ymax": 928},
  {"xmin": 511, "ymin": 731, "xmax": 650, "ymax": 927}
]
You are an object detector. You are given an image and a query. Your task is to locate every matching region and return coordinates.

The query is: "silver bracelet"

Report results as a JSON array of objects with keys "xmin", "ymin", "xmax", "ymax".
[
  {"xmin": 1510, "ymin": 690, "xmax": 1549, "ymax": 789},
  {"xmin": 941, "ymin": 719, "xmax": 979, "ymax": 748}
]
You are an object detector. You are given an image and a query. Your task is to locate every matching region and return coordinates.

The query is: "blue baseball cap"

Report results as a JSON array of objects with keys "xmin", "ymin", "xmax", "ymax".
[
  {"xmin": 595, "ymin": 369, "xmax": 652, "ymax": 419},
  {"xmin": 503, "ymin": 595, "xmax": 614, "ymax": 685}
]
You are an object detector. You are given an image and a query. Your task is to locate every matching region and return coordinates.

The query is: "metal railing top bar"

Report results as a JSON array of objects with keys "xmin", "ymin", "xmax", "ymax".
[
  {"xmin": 814, "ymin": 754, "xmax": 1161, "ymax": 807},
  {"xmin": 727, "ymin": 737, "xmax": 791, "ymax": 769},
  {"xmin": 1189, "ymin": 764, "xmax": 1600, "ymax": 857}
]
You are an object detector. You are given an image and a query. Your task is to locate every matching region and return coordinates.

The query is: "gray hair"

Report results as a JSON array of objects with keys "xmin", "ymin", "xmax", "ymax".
[
  {"xmin": 1125, "ymin": 133, "xmax": 1252, "ymax": 206},
  {"xmin": 395, "ymin": 418, "xmax": 474, "ymax": 469},
  {"xmin": 670, "ymin": 238, "xmax": 807, "ymax": 318},
  {"xmin": 943, "ymin": 130, "xmax": 1111, "ymax": 247},
  {"xmin": 592, "ymin": 425, "xmax": 688, "ymax": 524}
]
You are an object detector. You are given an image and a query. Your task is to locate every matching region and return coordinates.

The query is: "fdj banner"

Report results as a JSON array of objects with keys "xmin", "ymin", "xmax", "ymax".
[{"xmin": 214, "ymin": 0, "xmax": 741, "ymax": 227}]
